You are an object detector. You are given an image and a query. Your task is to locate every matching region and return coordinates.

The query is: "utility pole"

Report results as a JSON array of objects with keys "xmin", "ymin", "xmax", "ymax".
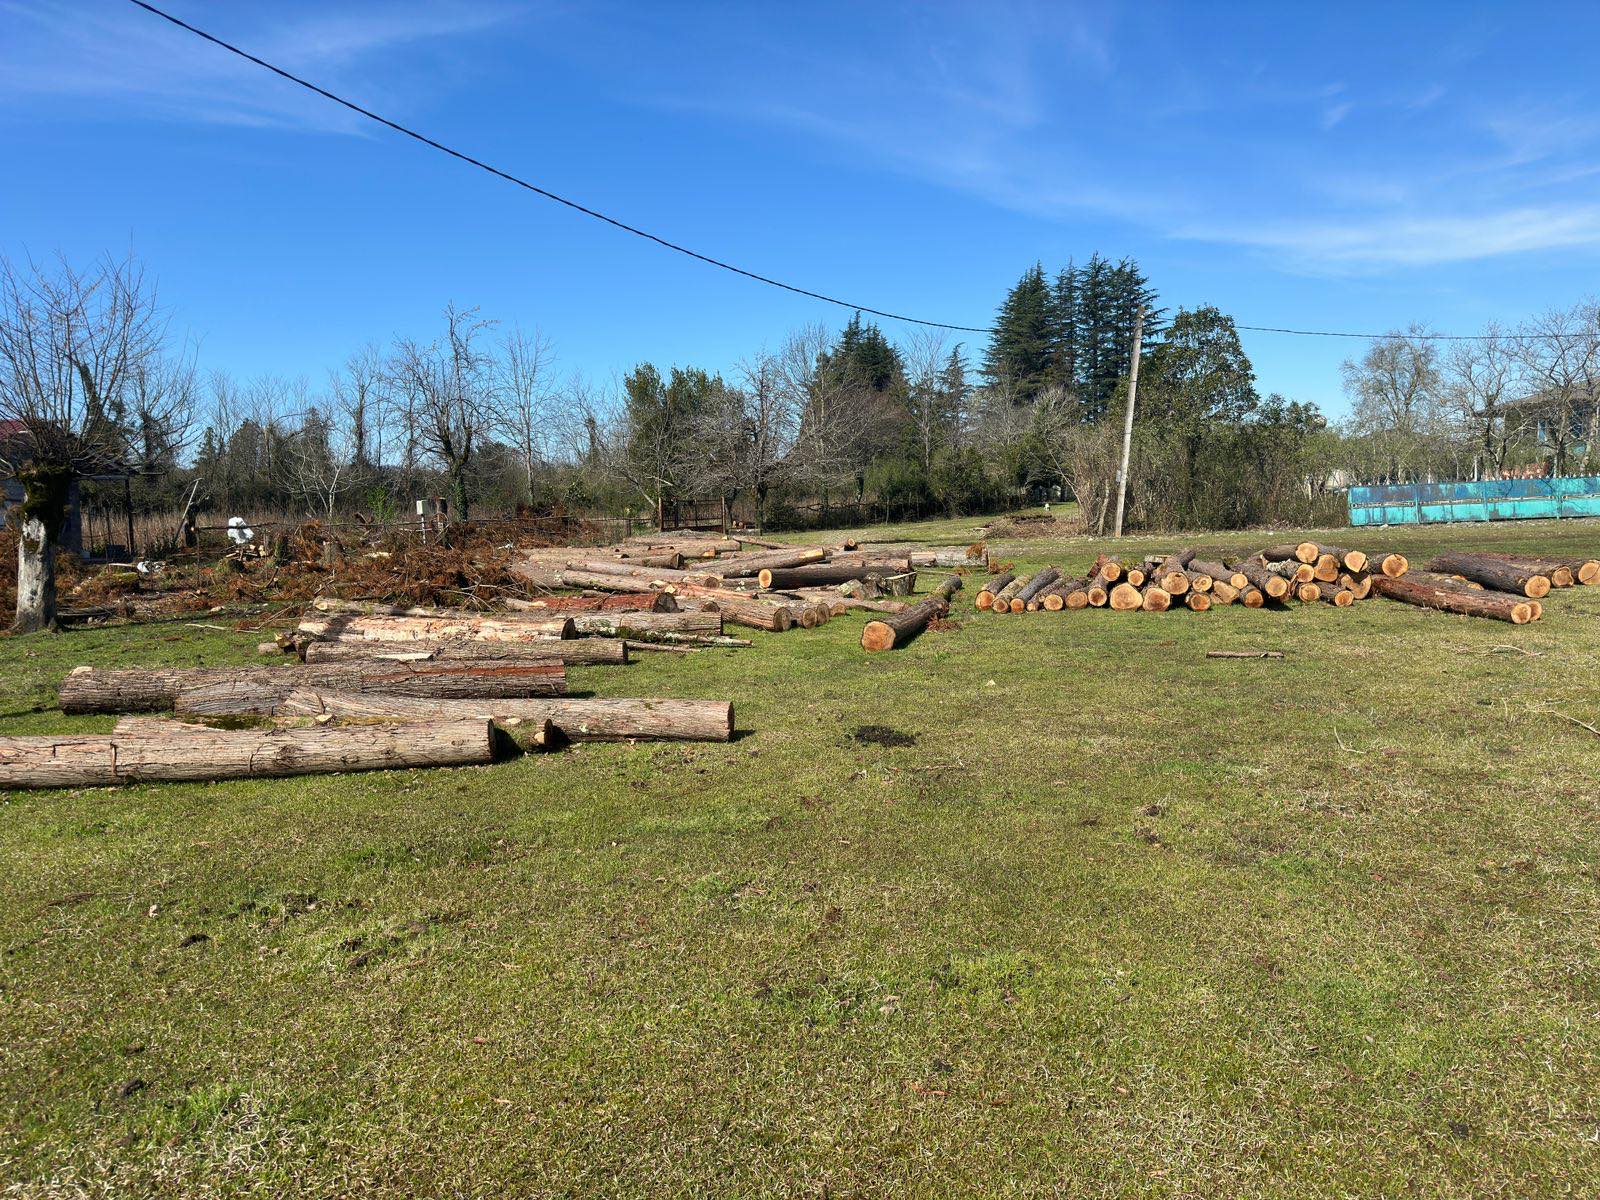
[{"xmin": 1111, "ymin": 310, "xmax": 1145, "ymax": 538}]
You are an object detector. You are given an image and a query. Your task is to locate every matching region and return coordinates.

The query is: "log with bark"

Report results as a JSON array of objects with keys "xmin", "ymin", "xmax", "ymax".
[
  {"xmin": 1314, "ymin": 580, "xmax": 1355, "ymax": 607},
  {"xmin": 1371, "ymin": 574, "xmax": 1537, "ymax": 624},
  {"xmin": 1086, "ymin": 554, "xmax": 1123, "ymax": 583},
  {"xmin": 1209, "ymin": 580, "xmax": 1240, "ymax": 606},
  {"xmin": 1184, "ymin": 591, "xmax": 1212, "ymax": 612},
  {"xmin": 757, "ymin": 564, "xmax": 902, "ymax": 590},
  {"xmin": 1108, "ymin": 582, "xmax": 1142, "ymax": 611},
  {"xmin": 615, "ymin": 550, "xmax": 684, "ymax": 569},
  {"xmin": 0, "ymin": 717, "xmax": 496, "ymax": 789},
  {"xmin": 502, "ymin": 593, "xmax": 676, "ymax": 614},
  {"xmin": 1424, "ymin": 552, "xmax": 1552, "ymax": 598},
  {"xmin": 1261, "ymin": 542, "xmax": 1321, "ymax": 565},
  {"xmin": 1231, "ymin": 559, "xmax": 1290, "ymax": 599},
  {"xmin": 1189, "ymin": 558, "xmax": 1249, "ymax": 590},
  {"xmin": 1150, "ymin": 552, "xmax": 1194, "ymax": 594},
  {"xmin": 563, "ymin": 561, "xmax": 724, "ymax": 589},
  {"xmin": 1338, "ymin": 572, "xmax": 1373, "ymax": 600},
  {"xmin": 250, "ymin": 690, "xmax": 734, "ymax": 741},
  {"xmin": 975, "ymin": 572, "xmax": 1015, "ymax": 611},
  {"xmin": 1183, "ymin": 570, "xmax": 1213, "ymax": 593},
  {"xmin": 1293, "ymin": 581, "xmax": 1321, "ymax": 604},
  {"xmin": 1017, "ymin": 566, "xmax": 1062, "ymax": 611},
  {"xmin": 1239, "ymin": 586, "xmax": 1265, "ymax": 609},
  {"xmin": 1311, "ymin": 554, "xmax": 1341, "ymax": 583},
  {"xmin": 654, "ymin": 584, "xmax": 796, "ymax": 631},
  {"xmin": 1475, "ymin": 552, "xmax": 1595, "ymax": 586},
  {"xmin": 821, "ymin": 553, "xmax": 916, "ymax": 574},
  {"xmin": 716, "ymin": 547, "xmax": 828, "ymax": 578},
  {"xmin": 568, "ymin": 611, "xmax": 724, "ymax": 638},
  {"xmin": 61, "ymin": 658, "xmax": 569, "ymax": 716},
  {"xmin": 1364, "ymin": 552, "xmax": 1410, "ymax": 578},
  {"xmin": 860, "ymin": 576, "xmax": 961, "ymax": 652},
  {"xmin": 298, "ymin": 612, "xmax": 575, "ymax": 645},
  {"xmin": 990, "ymin": 574, "xmax": 1030, "ymax": 614},
  {"xmin": 302, "ymin": 638, "xmax": 628, "ymax": 666},
  {"xmin": 1041, "ymin": 577, "xmax": 1089, "ymax": 611},
  {"xmin": 1140, "ymin": 586, "xmax": 1172, "ymax": 612}
]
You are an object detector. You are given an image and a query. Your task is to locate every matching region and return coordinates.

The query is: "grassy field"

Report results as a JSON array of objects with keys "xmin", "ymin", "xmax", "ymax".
[{"xmin": 3, "ymin": 514, "xmax": 1600, "ymax": 1197}]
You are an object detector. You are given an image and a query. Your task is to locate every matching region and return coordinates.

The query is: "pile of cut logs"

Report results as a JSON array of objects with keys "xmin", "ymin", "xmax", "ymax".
[{"xmin": 974, "ymin": 543, "xmax": 1598, "ymax": 626}]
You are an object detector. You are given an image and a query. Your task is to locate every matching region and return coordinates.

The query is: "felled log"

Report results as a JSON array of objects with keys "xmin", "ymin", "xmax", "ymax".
[
  {"xmin": 298, "ymin": 612, "xmax": 574, "ymax": 645},
  {"xmin": 1261, "ymin": 542, "xmax": 1320, "ymax": 565},
  {"xmin": 860, "ymin": 576, "xmax": 960, "ymax": 652},
  {"xmin": 0, "ymin": 718, "xmax": 495, "ymax": 788},
  {"xmin": 302, "ymin": 638, "xmax": 628, "ymax": 665},
  {"xmin": 1293, "ymin": 581, "xmax": 1321, "ymax": 603},
  {"xmin": 990, "ymin": 574, "xmax": 1030, "ymax": 614},
  {"xmin": 975, "ymin": 572, "xmax": 1014, "ymax": 610},
  {"xmin": 716, "ymin": 547, "xmax": 827, "ymax": 578},
  {"xmin": 1086, "ymin": 554, "xmax": 1123, "ymax": 583},
  {"xmin": 1209, "ymin": 580, "xmax": 1240, "ymax": 605},
  {"xmin": 1476, "ymin": 552, "xmax": 1592, "ymax": 586},
  {"xmin": 1140, "ymin": 586, "xmax": 1172, "ymax": 612},
  {"xmin": 569, "ymin": 611, "xmax": 723, "ymax": 638},
  {"xmin": 1239, "ymin": 587, "xmax": 1265, "ymax": 609},
  {"xmin": 60, "ymin": 660, "xmax": 568, "ymax": 715},
  {"xmin": 821, "ymin": 554, "xmax": 916, "ymax": 574},
  {"xmin": 1364, "ymin": 552, "xmax": 1410, "ymax": 578},
  {"xmin": 1190, "ymin": 559, "xmax": 1248, "ymax": 590},
  {"xmin": 1425, "ymin": 552, "xmax": 1552, "ymax": 598},
  {"xmin": 1338, "ymin": 572, "xmax": 1373, "ymax": 600},
  {"xmin": 1233, "ymin": 559, "xmax": 1290, "ymax": 599},
  {"xmin": 563, "ymin": 562, "xmax": 723, "ymax": 589},
  {"xmin": 502, "ymin": 593, "xmax": 675, "ymax": 614},
  {"xmin": 615, "ymin": 550, "xmax": 684, "ymax": 569},
  {"xmin": 1151, "ymin": 552, "xmax": 1194, "ymax": 594},
  {"xmin": 1018, "ymin": 567, "xmax": 1062, "ymax": 610},
  {"xmin": 1042, "ymin": 578, "xmax": 1089, "ymax": 611},
  {"xmin": 758, "ymin": 564, "xmax": 900, "ymax": 590},
  {"xmin": 1314, "ymin": 580, "xmax": 1354, "ymax": 607},
  {"xmin": 1184, "ymin": 570, "xmax": 1213, "ymax": 594},
  {"xmin": 1108, "ymin": 582, "xmax": 1141, "ymax": 611},
  {"xmin": 1184, "ymin": 592, "xmax": 1212, "ymax": 612},
  {"xmin": 1265, "ymin": 559, "xmax": 1315, "ymax": 585},
  {"xmin": 1311, "ymin": 554, "xmax": 1341, "ymax": 583},
  {"xmin": 1124, "ymin": 566, "xmax": 1146, "ymax": 588},
  {"xmin": 1371, "ymin": 574, "xmax": 1536, "ymax": 624},
  {"xmin": 255, "ymin": 690, "xmax": 733, "ymax": 741}
]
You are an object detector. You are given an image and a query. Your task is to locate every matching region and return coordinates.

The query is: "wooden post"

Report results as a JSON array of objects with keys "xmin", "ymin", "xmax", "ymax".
[{"xmin": 1112, "ymin": 310, "xmax": 1145, "ymax": 538}]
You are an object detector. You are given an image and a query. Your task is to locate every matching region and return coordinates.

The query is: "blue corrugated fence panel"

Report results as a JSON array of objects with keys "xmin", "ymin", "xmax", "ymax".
[{"xmin": 1347, "ymin": 476, "xmax": 1600, "ymax": 526}]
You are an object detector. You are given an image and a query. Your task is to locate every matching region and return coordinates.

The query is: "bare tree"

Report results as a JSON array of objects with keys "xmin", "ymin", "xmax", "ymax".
[
  {"xmin": 494, "ymin": 325, "xmax": 557, "ymax": 508},
  {"xmin": 386, "ymin": 305, "xmax": 496, "ymax": 520},
  {"xmin": 1341, "ymin": 326, "xmax": 1445, "ymax": 482},
  {"xmin": 1443, "ymin": 324, "xmax": 1525, "ymax": 479},
  {"xmin": 1517, "ymin": 303, "xmax": 1600, "ymax": 476},
  {"xmin": 692, "ymin": 349, "xmax": 799, "ymax": 530},
  {"xmin": 288, "ymin": 404, "xmax": 357, "ymax": 520},
  {"xmin": 779, "ymin": 325, "xmax": 866, "ymax": 510},
  {"xmin": 332, "ymin": 343, "xmax": 386, "ymax": 476},
  {"xmin": 0, "ymin": 253, "xmax": 175, "ymax": 631}
]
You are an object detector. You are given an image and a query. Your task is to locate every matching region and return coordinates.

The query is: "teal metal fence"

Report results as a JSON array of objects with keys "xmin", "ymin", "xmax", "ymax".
[{"xmin": 1347, "ymin": 476, "xmax": 1600, "ymax": 526}]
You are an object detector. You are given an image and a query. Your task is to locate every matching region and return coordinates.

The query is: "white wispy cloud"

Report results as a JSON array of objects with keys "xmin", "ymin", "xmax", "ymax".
[{"xmin": 0, "ymin": 0, "xmax": 520, "ymax": 133}]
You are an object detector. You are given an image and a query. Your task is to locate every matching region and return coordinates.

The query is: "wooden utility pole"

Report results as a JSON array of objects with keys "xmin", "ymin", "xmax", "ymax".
[{"xmin": 1112, "ymin": 310, "xmax": 1145, "ymax": 538}]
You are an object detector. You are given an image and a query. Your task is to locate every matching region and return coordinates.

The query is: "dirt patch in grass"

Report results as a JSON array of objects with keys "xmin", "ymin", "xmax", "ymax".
[
  {"xmin": 852, "ymin": 725, "xmax": 918, "ymax": 748},
  {"xmin": 986, "ymin": 512, "xmax": 1083, "ymax": 539}
]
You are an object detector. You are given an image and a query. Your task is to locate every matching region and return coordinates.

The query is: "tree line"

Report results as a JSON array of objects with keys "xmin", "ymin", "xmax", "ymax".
[{"xmin": 4, "ymin": 249, "xmax": 1598, "ymax": 631}]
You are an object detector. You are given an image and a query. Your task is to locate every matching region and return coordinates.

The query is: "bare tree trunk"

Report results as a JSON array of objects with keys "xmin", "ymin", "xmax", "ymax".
[{"xmin": 12, "ymin": 466, "xmax": 71, "ymax": 634}]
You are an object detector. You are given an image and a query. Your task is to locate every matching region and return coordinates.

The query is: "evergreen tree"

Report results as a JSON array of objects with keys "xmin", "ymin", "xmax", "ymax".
[
  {"xmin": 1046, "ymin": 262, "xmax": 1079, "ymax": 394},
  {"xmin": 818, "ymin": 313, "xmax": 904, "ymax": 394},
  {"xmin": 981, "ymin": 264, "xmax": 1052, "ymax": 401}
]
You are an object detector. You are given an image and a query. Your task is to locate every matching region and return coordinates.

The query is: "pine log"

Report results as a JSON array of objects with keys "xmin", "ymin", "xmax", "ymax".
[
  {"xmin": 975, "ymin": 571, "xmax": 1015, "ymax": 610},
  {"xmin": 615, "ymin": 550, "xmax": 684, "ymax": 569},
  {"xmin": 1314, "ymin": 580, "xmax": 1355, "ymax": 607},
  {"xmin": 1017, "ymin": 566, "xmax": 1062, "ymax": 610},
  {"xmin": 503, "ymin": 593, "xmax": 675, "ymax": 614},
  {"xmin": 302, "ymin": 638, "xmax": 627, "ymax": 666},
  {"xmin": 1108, "ymin": 582, "xmax": 1141, "ymax": 611},
  {"xmin": 298, "ymin": 613, "xmax": 574, "ymax": 645},
  {"xmin": 1371, "ymin": 574, "xmax": 1536, "ymax": 624},
  {"xmin": 860, "ymin": 576, "xmax": 960, "ymax": 652},
  {"xmin": 1425, "ymin": 552, "xmax": 1552, "ymax": 598},
  {"xmin": 716, "ymin": 547, "xmax": 828, "ymax": 578},
  {"xmin": 261, "ymin": 690, "xmax": 733, "ymax": 741},
  {"xmin": 1140, "ymin": 586, "xmax": 1172, "ymax": 612},
  {"xmin": 758, "ymin": 564, "xmax": 901, "ymax": 590},
  {"xmin": 0, "ymin": 718, "xmax": 495, "ymax": 789},
  {"xmin": 1310, "ymin": 544, "xmax": 1368, "ymax": 573}
]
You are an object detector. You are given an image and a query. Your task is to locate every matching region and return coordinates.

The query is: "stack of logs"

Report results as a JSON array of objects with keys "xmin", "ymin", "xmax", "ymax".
[{"xmin": 974, "ymin": 543, "xmax": 1598, "ymax": 626}]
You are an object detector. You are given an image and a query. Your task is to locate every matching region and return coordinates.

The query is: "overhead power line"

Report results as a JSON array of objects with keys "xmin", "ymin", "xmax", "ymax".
[{"xmin": 127, "ymin": 0, "xmax": 1568, "ymax": 346}]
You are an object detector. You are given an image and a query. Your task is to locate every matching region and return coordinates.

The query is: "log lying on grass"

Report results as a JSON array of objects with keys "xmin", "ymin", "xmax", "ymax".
[
  {"xmin": 671, "ymin": 590, "xmax": 795, "ymax": 632},
  {"xmin": 298, "ymin": 613, "xmax": 575, "ymax": 645},
  {"xmin": 302, "ymin": 638, "xmax": 629, "ymax": 665},
  {"xmin": 757, "ymin": 563, "xmax": 900, "ymax": 590},
  {"xmin": 1314, "ymin": 580, "xmax": 1355, "ymax": 607},
  {"xmin": 568, "ymin": 611, "xmax": 723, "ymax": 638},
  {"xmin": 560, "ymin": 564, "xmax": 724, "ymax": 591},
  {"xmin": 62, "ymin": 659, "xmax": 568, "ymax": 715},
  {"xmin": 265, "ymin": 690, "xmax": 734, "ymax": 742},
  {"xmin": 1476, "ymin": 552, "xmax": 1597, "ymax": 586},
  {"xmin": 1140, "ymin": 585, "xmax": 1173, "ymax": 612},
  {"xmin": 502, "ymin": 593, "xmax": 676, "ymax": 614},
  {"xmin": 974, "ymin": 572, "xmax": 1014, "ymax": 610},
  {"xmin": 0, "ymin": 718, "xmax": 495, "ymax": 789},
  {"xmin": 1108, "ymin": 582, "xmax": 1142, "ymax": 611},
  {"xmin": 1261, "ymin": 542, "xmax": 1321, "ymax": 565},
  {"xmin": 860, "ymin": 576, "xmax": 961, "ymax": 652},
  {"xmin": 1425, "ymin": 552, "xmax": 1552, "ymax": 598},
  {"xmin": 716, "ymin": 546, "xmax": 827, "ymax": 578},
  {"xmin": 1371, "ymin": 574, "xmax": 1536, "ymax": 623},
  {"xmin": 990, "ymin": 574, "xmax": 1030, "ymax": 614},
  {"xmin": 1190, "ymin": 559, "xmax": 1248, "ymax": 590},
  {"xmin": 1364, "ymin": 551, "xmax": 1410, "ymax": 578},
  {"xmin": 1232, "ymin": 559, "xmax": 1290, "ymax": 599}
]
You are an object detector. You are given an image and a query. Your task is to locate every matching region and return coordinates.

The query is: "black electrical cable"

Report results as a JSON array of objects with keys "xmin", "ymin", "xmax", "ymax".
[{"xmin": 126, "ymin": 0, "xmax": 1575, "ymax": 345}]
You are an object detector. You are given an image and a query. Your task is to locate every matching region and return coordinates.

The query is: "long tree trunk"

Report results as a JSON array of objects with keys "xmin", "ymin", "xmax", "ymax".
[
  {"xmin": 297, "ymin": 613, "xmax": 575, "ymax": 645},
  {"xmin": 266, "ymin": 689, "xmax": 734, "ymax": 742},
  {"xmin": 1425, "ymin": 552, "xmax": 1552, "ymax": 598},
  {"xmin": 1371, "ymin": 574, "xmax": 1536, "ymax": 623},
  {"xmin": 12, "ymin": 465, "xmax": 72, "ymax": 635},
  {"xmin": 859, "ymin": 576, "xmax": 960, "ymax": 651},
  {"xmin": 61, "ymin": 659, "xmax": 568, "ymax": 714},
  {"xmin": 302, "ymin": 638, "xmax": 628, "ymax": 665},
  {"xmin": 0, "ymin": 718, "xmax": 495, "ymax": 789}
]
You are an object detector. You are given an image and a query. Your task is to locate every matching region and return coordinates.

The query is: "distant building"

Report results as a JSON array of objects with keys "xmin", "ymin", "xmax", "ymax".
[{"xmin": 1493, "ymin": 384, "xmax": 1599, "ymax": 468}]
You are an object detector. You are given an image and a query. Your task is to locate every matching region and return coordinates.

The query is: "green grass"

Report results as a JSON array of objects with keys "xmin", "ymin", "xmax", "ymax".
[{"xmin": 3, "ymin": 515, "xmax": 1600, "ymax": 1197}]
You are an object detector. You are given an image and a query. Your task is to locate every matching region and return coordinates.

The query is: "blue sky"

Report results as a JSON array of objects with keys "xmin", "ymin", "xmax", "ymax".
[{"xmin": 4, "ymin": 0, "xmax": 1600, "ymax": 419}]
